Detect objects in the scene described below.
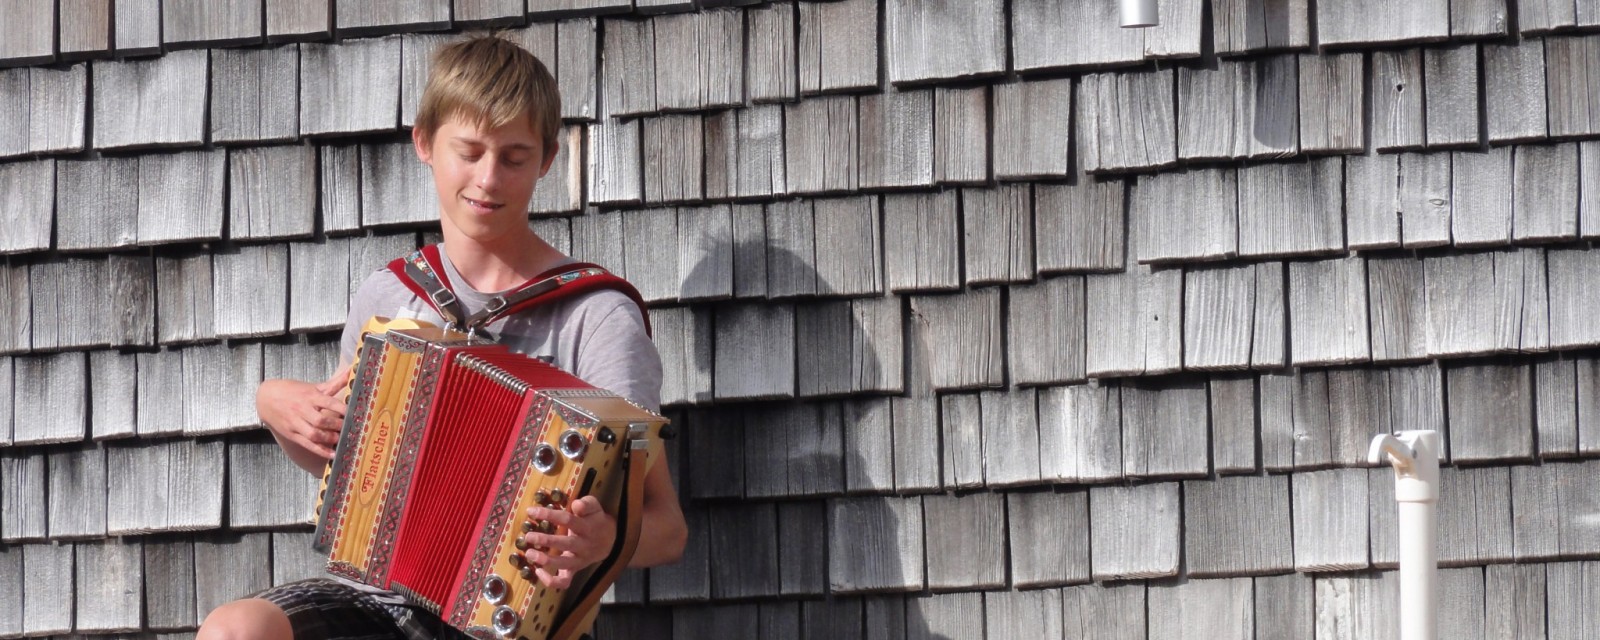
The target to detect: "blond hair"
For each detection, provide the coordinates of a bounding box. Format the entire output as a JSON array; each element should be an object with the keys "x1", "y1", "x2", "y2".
[{"x1": 413, "y1": 34, "x2": 561, "y2": 158}]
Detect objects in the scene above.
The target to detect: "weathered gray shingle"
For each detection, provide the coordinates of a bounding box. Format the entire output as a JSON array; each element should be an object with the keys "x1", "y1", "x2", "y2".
[
  {"x1": 910, "y1": 290, "x2": 1004, "y2": 390},
  {"x1": 1130, "y1": 167, "x2": 1237, "y2": 264},
  {"x1": 1078, "y1": 69, "x2": 1178, "y2": 173},
  {"x1": 113, "y1": 0, "x2": 162, "y2": 53},
  {"x1": 94, "y1": 50, "x2": 209, "y2": 150},
  {"x1": 924, "y1": 492, "x2": 1006, "y2": 589},
  {"x1": 842, "y1": 398, "x2": 894, "y2": 493},
  {"x1": 1423, "y1": 249, "x2": 1549, "y2": 357},
  {"x1": 1063, "y1": 582, "x2": 1146, "y2": 639},
  {"x1": 1237, "y1": 158, "x2": 1344, "y2": 257},
  {"x1": 785, "y1": 95, "x2": 859, "y2": 194},
  {"x1": 1288, "y1": 256, "x2": 1370, "y2": 366},
  {"x1": 798, "y1": 0, "x2": 878, "y2": 94},
  {"x1": 653, "y1": 9, "x2": 743, "y2": 112},
  {"x1": 300, "y1": 37, "x2": 402, "y2": 136},
  {"x1": 939, "y1": 393, "x2": 983, "y2": 489},
  {"x1": 1398, "y1": 152, "x2": 1454, "y2": 247},
  {"x1": 1547, "y1": 35, "x2": 1600, "y2": 139},
  {"x1": 89, "y1": 350, "x2": 137, "y2": 440},
  {"x1": 1013, "y1": 0, "x2": 1146, "y2": 71},
  {"x1": 1316, "y1": 0, "x2": 1448, "y2": 46},
  {"x1": 1484, "y1": 41, "x2": 1549, "y2": 143},
  {"x1": 47, "y1": 443, "x2": 107, "y2": 538},
  {"x1": 622, "y1": 207, "x2": 680, "y2": 303},
  {"x1": 885, "y1": 0, "x2": 1006, "y2": 85},
  {"x1": 934, "y1": 86, "x2": 989, "y2": 185},
  {"x1": 13, "y1": 357, "x2": 87, "y2": 446},
  {"x1": 1009, "y1": 276, "x2": 1087, "y2": 385},
  {"x1": 1208, "y1": 375, "x2": 1257, "y2": 474},
  {"x1": 600, "y1": 18, "x2": 656, "y2": 118},
  {"x1": 1370, "y1": 50, "x2": 1427, "y2": 152},
  {"x1": 1548, "y1": 248, "x2": 1600, "y2": 349},
  {"x1": 1122, "y1": 380, "x2": 1209, "y2": 478},
  {"x1": 228, "y1": 432, "x2": 317, "y2": 528},
  {"x1": 0, "y1": 159, "x2": 52, "y2": 254},
  {"x1": 1090, "y1": 483, "x2": 1180, "y2": 580},
  {"x1": 73, "y1": 539, "x2": 142, "y2": 633},
  {"x1": 183, "y1": 343, "x2": 265, "y2": 435},
  {"x1": 1007, "y1": 489, "x2": 1089, "y2": 588},
  {"x1": 212, "y1": 244, "x2": 288, "y2": 339},
  {"x1": 335, "y1": 0, "x2": 449, "y2": 35},
  {"x1": 163, "y1": 0, "x2": 262, "y2": 46},
  {"x1": 1292, "y1": 468, "x2": 1371, "y2": 571},
  {"x1": 993, "y1": 79, "x2": 1072, "y2": 180},
  {"x1": 530, "y1": 125, "x2": 585, "y2": 215},
  {"x1": 1451, "y1": 147, "x2": 1516, "y2": 246},
  {"x1": 1486, "y1": 564, "x2": 1546, "y2": 640},
  {"x1": 1424, "y1": 45, "x2": 1481, "y2": 149},
  {"x1": 1148, "y1": 578, "x2": 1254, "y2": 640},
  {"x1": 1, "y1": 453, "x2": 48, "y2": 540},
  {"x1": 705, "y1": 503, "x2": 779, "y2": 599},
  {"x1": 987, "y1": 588, "x2": 1065, "y2": 640},
  {"x1": 211, "y1": 46, "x2": 300, "y2": 144},
  {"x1": 156, "y1": 252, "x2": 215, "y2": 344},
  {"x1": 1143, "y1": 0, "x2": 1205, "y2": 58},
  {"x1": 859, "y1": 88, "x2": 934, "y2": 189},
  {"x1": 1299, "y1": 52, "x2": 1364, "y2": 154},
  {"x1": 288, "y1": 237, "x2": 351, "y2": 333},
  {"x1": 21, "y1": 543, "x2": 72, "y2": 635},
  {"x1": 714, "y1": 303, "x2": 794, "y2": 400},
  {"x1": 1185, "y1": 475, "x2": 1292, "y2": 577},
  {"x1": 137, "y1": 149, "x2": 227, "y2": 245},
  {"x1": 1255, "y1": 573, "x2": 1314, "y2": 640},
  {"x1": 962, "y1": 185, "x2": 1034, "y2": 285},
  {"x1": 676, "y1": 204, "x2": 733, "y2": 301},
  {"x1": 1435, "y1": 466, "x2": 1515, "y2": 565},
  {"x1": 764, "y1": 199, "x2": 817, "y2": 297},
  {"x1": 1367, "y1": 255, "x2": 1428, "y2": 362},
  {"x1": 643, "y1": 115, "x2": 705, "y2": 204},
  {"x1": 267, "y1": 0, "x2": 333, "y2": 40},
  {"x1": 1545, "y1": 562, "x2": 1600, "y2": 640},
  {"x1": 1344, "y1": 153, "x2": 1401, "y2": 249},
  {"x1": 318, "y1": 143, "x2": 363, "y2": 234},
  {"x1": 1314, "y1": 572, "x2": 1398, "y2": 640},
  {"x1": 1536, "y1": 358, "x2": 1580, "y2": 458},
  {"x1": 1514, "y1": 143, "x2": 1581, "y2": 241},
  {"x1": 747, "y1": 2, "x2": 796, "y2": 102},
  {"x1": 195, "y1": 534, "x2": 274, "y2": 623},
  {"x1": 1212, "y1": 0, "x2": 1312, "y2": 55},
  {"x1": 1035, "y1": 178, "x2": 1125, "y2": 273},
  {"x1": 0, "y1": 0, "x2": 56, "y2": 65},
  {"x1": 978, "y1": 389, "x2": 1041, "y2": 487},
  {"x1": 11, "y1": 64, "x2": 89, "y2": 156},
  {"x1": 1086, "y1": 232, "x2": 1183, "y2": 377},
  {"x1": 884, "y1": 191, "x2": 960, "y2": 292},
  {"x1": 588, "y1": 118, "x2": 643, "y2": 205},
  {"x1": 1184, "y1": 262, "x2": 1286, "y2": 370},
  {"x1": 107, "y1": 438, "x2": 225, "y2": 534},
  {"x1": 361, "y1": 140, "x2": 436, "y2": 226},
  {"x1": 829, "y1": 496, "x2": 924, "y2": 593},
  {"x1": 230, "y1": 145, "x2": 317, "y2": 240},
  {"x1": 1178, "y1": 57, "x2": 1299, "y2": 160},
  {"x1": 527, "y1": 0, "x2": 632, "y2": 17},
  {"x1": 1512, "y1": 461, "x2": 1600, "y2": 560},
  {"x1": 1446, "y1": 364, "x2": 1535, "y2": 463}
]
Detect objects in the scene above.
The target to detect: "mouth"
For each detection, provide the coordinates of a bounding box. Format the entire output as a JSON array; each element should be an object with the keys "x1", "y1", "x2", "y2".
[{"x1": 463, "y1": 195, "x2": 504, "y2": 213}]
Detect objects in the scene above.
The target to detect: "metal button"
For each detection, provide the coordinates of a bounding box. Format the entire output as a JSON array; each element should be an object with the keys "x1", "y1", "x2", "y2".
[
  {"x1": 481, "y1": 575, "x2": 509, "y2": 605},
  {"x1": 492, "y1": 606, "x2": 520, "y2": 637},
  {"x1": 532, "y1": 444, "x2": 558, "y2": 473}
]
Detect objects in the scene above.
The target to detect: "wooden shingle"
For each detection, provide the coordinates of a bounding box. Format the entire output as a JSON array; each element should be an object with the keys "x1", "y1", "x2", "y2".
[
  {"x1": 1177, "y1": 57, "x2": 1299, "y2": 160},
  {"x1": 289, "y1": 237, "x2": 352, "y2": 333},
  {"x1": 47, "y1": 444, "x2": 107, "y2": 539},
  {"x1": 195, "y1": 534, "x2": 274, "y2": 622},
  {"x1": 108, "y1": 438, "x2": 225, "y2": 533},
  {"x1": 1438, "y1": 568, "x2": 1488, "y2": 640},
  {"x1": 785, "y1": 95, "x2": 859, "y2": 194},
  {"x1": 747, "y1": 1, "x2": 796, "y2": 103},
  {"x1": 1078, "y1": 69, "x2": 1178, "y2": 173},
  {"x1": 1451, "y1": 148, "x2": 1515, "y2": 246},
  {"x1": 299, "y1": 37, "x2": 401, "y2": 136},
  {"x1": 670, "y1": 605, "x2": 756, "y2": 638},
  {"x1": 1184, "y1": 262, "x2": 1287, "y2": 370},
  {"x1": 1328, "y1": 368, "x2": 1396, "y2": 463},
  {"x1": 1546, "y1": 562, "x2": 1600, "y2": 640},
  {"x1": 1063, "y1": 583, "x2": 1146, "y2": 639},
  {"x1": 262, "y1": 337, "x2": 339, "y2": 383},
  {"x1": 213, "y1": 244, "x2": 288, "y2": 339},
  {"x1": 859, "y1": 88, "x2": 934, "y2": 189},
  {"x1": 979, "y1": 389, "x2": 1041, "y2": 487},
  {"x1": 713, "y1": 303, "x2": 794, "y2": 400},
  {"x1": 1185, "y1": 475, "x2": 1293, "y2": 577},
  {"x1": 643, "y1": 115, "x2": 705, "y2": 204},
  {"x1": 588, "y1": 118, "x2": 643, "y2": 205},
  {"x1": 987, "y1": 589, "x2": 1065, "y2": 640},
  {"x1": 731, "y1": 104, "x2": 787, "y2": 198},
  {"x1": 89, "y1": 350, "x2": 136, "y2": 440},
  {"x1": 552, "y1": 18, "x2": 598, "y2": 121},
  {"x1": 621, "y1": 207, "x2": 680, "y2": 303},
  {"x1": 135, "y1": 350, "x2": 184, "y2": 436},
  {"x1": 1299, "y1": 52, "x2": 1364, "y2": 154},
  {"x1": 113, "y1": 0, "x2": 162, "y2": 53},
  {"x1": 1288, "y1": 256, "x2": 1370, "y2": 366},
  {"x1": 1090, "y1": 482, "x2": 1180, "y2": 580},
  {"x1": 23, "y1": 64, "x2": 89, "y2": 155},
  {"x1": 0, "y1": 70, "x2": 24, "y2": 157},
  {"x1": 705, "y1": 503, "x2": 779, "y2": 599},
  {"x1": 0, "y1": 546, "x2": 21, "y2": 635},
  {"x1": 796, "y1": 303, "x2": 856, "y2": 397},
  {"x1": 1012, "y1": 0, "x2": 1143, "y2": 71},
  {"x1": 1130, "y1": 167, "x2": 1238, "y2": 263},
  {"x1": 0, "y1": 159, "x2": 52, "y2": 254},
  {"x1": 924, "y1": 492, "x2": 1006, "y2": 590},
  {"x1": 798, "y1": 0, "x2": 878, "y2": 94},
  {"x1": 93, "y1": 49, "x2": 208, "y2": 150},
  {"x1": 993, "y1": 79, "x2": 1072, "y2": 180},
  {"x1": 1536, "y1": 358, "x2": 1580, "y2": 457},
  {"x1": 163, "y1": 0, "x2": 263, "y2": 46},
  {"x1": 676, "y1": 204, "x2": 733, "y2": 301},
  {"x1": 1086, "y1": 236, "x2": 1183, "y2": 377},
  {"x1": 849, "y1": 296, "x2": 902, "y2": 393},
  {"x1": 842, "y1": 398, "x2": 894, "y2": 493},
  {"x1": 1483, "y1": 41, "x2": 1549, "y2": 144},
  {"x1": 398, "y1": 32, "x2": 457, "y2": 128},
  {"x1": 155, "y1": 252, "x2": 215, "y2": 344},
  {"x1": 764, "y1": 199, "x2": 817, "y2": 297},
  {"x1": 1485, "y1": 564, "x2": 1546, "y2": 640},
  {"x1": 529, "y1": 126, "x2": 585, "y2": 215},
  {"x1": 962, "y1": 185, "x2": 1034, "y2": 285},
  {"x1": 1314, "y1": 572, "x2": 1399, "y2": 640},
  {"x1": 1237, "y1": 158, "x2": 1344, "y2": 257},
  {"x1": 910, "y1": 290, "x2": 1004, "y2": 390},
  {"x1": 228, "y1": 431, "x2": 317, "y2": 528},
  {"x1": 73, "y1": 539, "x2": 142, "y2": 632},
  {"x1": 884, "y1": 191, "x2": 960, "y2": 292},
  {"x1": 1212, "y1": 0, "x2": 1312, "y2": 55},
  {"x1": 600, "y1": 18, "x2": 656, "y2": 118},
  {"x1": 1255, "y1": 573, "x2": 1314, "y2": 640},
  {"x1": 1007, "y1": 489, "x2": 1090, "y2": 588},
  {"x1": 1549, "y1": 248, "x2": 1600, "y2": 349},
  {"x1": 1398, "y1": 151, "x2": 1454, "y2": 247},
  {"x1": 1259, "y1": 371, "x2": 1325, "y2": 470},
  {"x1": 0, "y1": 265, "x2": 23, "y2": 350},
  {"x1": 317, "y1": 144, "x2": 362, "y2": 234},
  {"x1": 211, "y1": 46, "x2": 299, "y2": 144},
  {"x1": 360, "y1": 140, "x2": 436, "y2": 227},
  {"x1": 1436, "y1": 466, "x2": 1515, "y2": 565},
  {"x1": 1547, "y1": 35, "x2": 1600, "y2": 139},
  {"x1": 1512, "y1": 461, "x2": 1600, "y2": 560},
  {"x1": 137, "y1": 149, "x2": 227, "y2": 245},
  {"x1": 938, "y1": 393, "x2": 983, "y2": 489},
  {"x1": 1210, "y1": 375, "x2": 1258, "y2": 474},
  {"x1": 1148, "y1": 578, "x2": 1254, "y2": 640},
  {"x1": 1035, "y1": 179, "x2": 1125, "y2": 273},
  {"x1": 40, "y1": 4, "x2": 100, "y2": 61},
  {"x1": 1446, "y1": 364, "x2": 1534, "y2": 463},
  {"x1": 183, "y1": 343, "x2": 265, "y2": 435},
  {"x1": 21, "y1": 543, "x2": 72, "y2": 635},
  {"x1": 1520, "y1": 0, "x2": 1582, "y2": 33},
  {"x1": 12, "y1": 352, "x2": 87, "y2": 445},
  {"x1": 1344, "y1": 154, "x2": 1401, "y2": 249},
  {"x1": 570, "y1": 210, "x2": 624, "y2": 273},
  {"x1": 229, "y1": 145, "x2": 316, "y2": 240},
  {"x1": 454, "y1": 0, "x2": 524, "y2": 24},
  {"x1": 1513, "y1": 143, "x2": 1581, "y2": 241},
  {"x1": 778, "y1": 501, "x2": 827, "y2": 596},
  {"x1": 1370, "y1": 50, "x2": 1427, "y2": 152},
  {"x1": 266, "y1": 0, "x2": 333, "y2": 40},
  {"x1": 1367, "y1": 255, "x2": 1428, "y2": 362},
  {"x1": 1292, "y1": 468, "x2": 1371, "y2": 571},
  {"x1": 933, "y1": 85, "x2": 989, "y2": 185},
  {"x1": 0, "y1": 0, "x2": 56, "y2": 65},
  {"x1": 527, "y1": 0, "x2": 632, "y2": 17},
  {"x1": 28, "y1": 258, "x2": 92, "y2": 349},
  {"x1": 891, "y1": 358, "x2": 941, "y2": 493},
  {"x1": 1009, "y1": 276, "x2": 1087, "y2": 385},
  {"x1": 829, "y1": 496, "x2": 924, "y2": 593},
  {"x1": 1452, "y1": 0, "x2": 1511, "y2": 35},
  {"x1": 1317, "y1": 0, "x2": 1448, "y2": 46},
  {"x1": 335, "y1": 0, "x2": 449, "y2": 35},
  {"x1": 1423, "y1": 249, "x2": 1549, "y2": 357},
  {"x1": 1122, "y1": 379, "x2": 1209, "y2": 478},
  {"x1": 1142, "y1": 0, "x2": 1205, "y2": 58},
  {"x1": 652, "y1": 9, "x2": 743, "y2": 112},
  {"x1": 727, "y1": 203, "x2": 766, "y2": 298},
  {"x1": 1, "y1": 453, "x2": 48, "y2": 540},
  {"x1": 1423, "y1": 45, "x2": 1481, "y2": 149},
  {"x1": 884, "y1": 0, "x2": 1006, "y2": 85}
]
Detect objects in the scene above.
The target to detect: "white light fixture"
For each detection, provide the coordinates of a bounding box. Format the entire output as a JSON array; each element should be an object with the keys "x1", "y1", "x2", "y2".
[{"x1": 1121, "y1": 0, "x2": 1159, "y2": 28}]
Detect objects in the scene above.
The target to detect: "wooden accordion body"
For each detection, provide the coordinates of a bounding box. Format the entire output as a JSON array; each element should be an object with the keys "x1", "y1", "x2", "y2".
[{"x1": 313, "y1": 319, "x2": 668, "y2": 640}]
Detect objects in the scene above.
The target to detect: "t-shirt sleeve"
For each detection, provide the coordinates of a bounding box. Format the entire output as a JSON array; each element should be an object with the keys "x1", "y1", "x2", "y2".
[
  {"x1": 340, "y1": 269, "x2": 404, "y2": 367},
  {"x1": 572, "y1": 294, "x2": 663, "y2": 413}
]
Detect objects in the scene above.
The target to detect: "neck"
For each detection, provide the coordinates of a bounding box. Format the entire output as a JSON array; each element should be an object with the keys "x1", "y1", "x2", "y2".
[{"x1": 438, "y1": 224, "x2": 563, "y2": 292}]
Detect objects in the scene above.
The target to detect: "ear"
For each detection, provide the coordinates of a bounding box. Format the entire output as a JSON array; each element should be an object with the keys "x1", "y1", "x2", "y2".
[
  {"x1": 536, "y1": 139, "x2": 559, "y2": 179},
  {"x1": 412, "y1": 126, "x2": 433, "y2": 164}
]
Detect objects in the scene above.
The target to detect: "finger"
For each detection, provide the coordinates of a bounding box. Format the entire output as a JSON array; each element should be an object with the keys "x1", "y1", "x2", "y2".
[
  {"x1": 524, "y1": 532, "x2": 582, "y2": 554},
  {"x1": 568, "y1": 496, "x2": 604, "y2": 518},
  {"x1": 536, "y1": 553, "x2": 589, "y2": 576},
  {"x1": 534, "y1": 566, "x2": 572, "y2": 590},
  {"x1": 311, "y1": 393, "x2": 347, "y2": 416},
  {"x1": 290, "y1": 432, "x2": 335, "y2": 460},
  {"x1": 315, "y1": 409, "x2": 344, "y2": 434},
  {"x1": 527, "y1": 506, "x2": 574, "y2": 529}
]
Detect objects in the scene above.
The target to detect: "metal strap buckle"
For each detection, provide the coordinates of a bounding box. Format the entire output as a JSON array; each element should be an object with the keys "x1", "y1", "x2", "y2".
[{"x1": 429, "y1": 288, "x2": 457, "y2": 309}]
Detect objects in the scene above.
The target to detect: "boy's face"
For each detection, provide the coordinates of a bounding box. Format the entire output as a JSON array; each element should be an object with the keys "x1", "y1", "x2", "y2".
[{"x1": 414, "y1": 114, "x2": 556, "y2": 244}]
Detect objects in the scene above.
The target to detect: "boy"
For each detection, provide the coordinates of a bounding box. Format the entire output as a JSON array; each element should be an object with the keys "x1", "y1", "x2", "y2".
[{"x1": 198, "y1": 35, "x2": 687, "y2": 640}]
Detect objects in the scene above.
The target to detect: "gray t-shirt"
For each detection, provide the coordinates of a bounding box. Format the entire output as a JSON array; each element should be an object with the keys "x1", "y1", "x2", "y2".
[{"x1": 339, "y1": 252, "x2": 663, "y2": 412}]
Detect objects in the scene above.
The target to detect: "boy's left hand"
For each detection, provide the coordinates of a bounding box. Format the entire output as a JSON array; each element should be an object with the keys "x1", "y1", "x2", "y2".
[{"x1": 521, "y1": 496, "x2": 617, "y2": 589}]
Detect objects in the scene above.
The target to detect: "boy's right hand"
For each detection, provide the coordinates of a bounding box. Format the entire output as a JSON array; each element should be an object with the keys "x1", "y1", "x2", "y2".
[{"x1": 257, "y1": 379, "x2": 345, "y2": 462}]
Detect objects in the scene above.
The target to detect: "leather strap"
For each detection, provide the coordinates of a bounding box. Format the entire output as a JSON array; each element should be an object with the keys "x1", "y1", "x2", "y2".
[{"x1": 547, "y1": 440, "x2": 649, "y2": 640}]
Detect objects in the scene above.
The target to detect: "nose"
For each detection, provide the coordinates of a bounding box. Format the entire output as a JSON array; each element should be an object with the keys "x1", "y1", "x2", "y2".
[{"x1": 475, "y1": 157, "x2": 504, "y2": 192}]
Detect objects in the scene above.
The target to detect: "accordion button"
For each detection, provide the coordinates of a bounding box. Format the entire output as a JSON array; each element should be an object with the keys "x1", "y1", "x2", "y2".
[
  {"x1": 521, "y1": 520, "x2": 535, "y2": 533},
  {"x1": 492, "y1": 606, "x2": 520, "y2": 636},
  {"x1": 519, "y1": 566, "x2": 534, "y2": 580},
  {"x1": 537, "y1": 520, "x2": 554, "y2": 534},
  {"x1": 550, "y1": 490, "x2": 566, "y2": 504},
  {"x1": 534, "y1": 489, "x2": 550, "y2": 505},
  {"x1": 514, "y1": 537, "x2": 529, "y2": 551},
  {"x1": 510, "y1": 553, "x2": 526, "y2": 568},
  {"x1": 482, "y1": 575, "x2": 509, "y2": 605}
]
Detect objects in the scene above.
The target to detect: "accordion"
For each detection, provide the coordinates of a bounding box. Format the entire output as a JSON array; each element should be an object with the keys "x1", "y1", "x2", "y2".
[{"x1": 313, "y1": 318, "x2": 669, "y2": 640}]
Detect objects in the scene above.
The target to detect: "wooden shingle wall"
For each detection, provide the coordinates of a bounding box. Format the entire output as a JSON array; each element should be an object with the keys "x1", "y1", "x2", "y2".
[{"x1": 2, "y1": 1, "x2": 1599, "y2": 638}]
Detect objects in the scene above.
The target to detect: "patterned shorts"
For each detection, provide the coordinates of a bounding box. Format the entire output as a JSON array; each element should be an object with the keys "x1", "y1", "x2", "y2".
[{"x1": 257, "y1": 578, "x2": 470, "y2": 640}]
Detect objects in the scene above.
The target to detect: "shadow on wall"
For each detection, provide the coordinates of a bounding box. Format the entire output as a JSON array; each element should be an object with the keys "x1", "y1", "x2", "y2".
[{"x1": 596, "y1": 236, "x2": 952, "y2": 639}]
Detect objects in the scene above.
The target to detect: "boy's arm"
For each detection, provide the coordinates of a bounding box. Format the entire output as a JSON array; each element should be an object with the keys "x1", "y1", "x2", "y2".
[
  {"x1": 627, "y1": 449, "x2": 688, "y2": 567},
  {"x1": 257, "y1": 363, "x2": 350, "y2": 475}
]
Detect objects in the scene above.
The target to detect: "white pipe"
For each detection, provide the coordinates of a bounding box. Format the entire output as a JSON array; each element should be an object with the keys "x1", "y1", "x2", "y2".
[
  {"x1": 1368, "y1": 431, "x2": 1441, "y2": 640},
  {"x1": 1121, "y1": 0, "x2": 1159, "y2": 28}
]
